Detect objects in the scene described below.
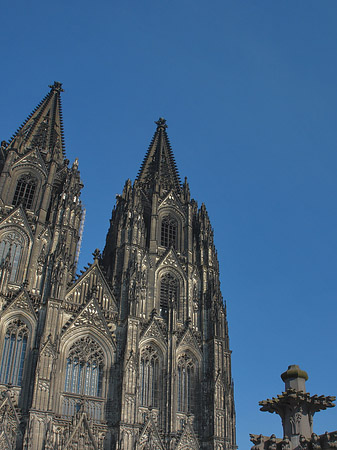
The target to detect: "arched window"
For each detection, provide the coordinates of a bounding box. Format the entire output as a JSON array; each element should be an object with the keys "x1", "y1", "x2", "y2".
[
  {"x1": 64, "y1": 337, "x2": 104, "y2": 397},
  {"x1": 160, "y1": 273, "x2": 178, "y2": 320},
  {"x1": 140, "y1": 345, "x2": 159, "y2": 407},
  {"x1": 12, "y1": 175, "x2": 37, "y2": 209},
  {"x1": 0, "y1": 232, "x2": 24, "y2": 283},
  {"x1": 0, "y1": 319, "x2": 28, "y2": 386},
  {"x1": 177, "y1": 353, "x2": 195, "y2": 412},
  {"x1": 161, "y1": 215, "x2": 178, "y2": 248}
]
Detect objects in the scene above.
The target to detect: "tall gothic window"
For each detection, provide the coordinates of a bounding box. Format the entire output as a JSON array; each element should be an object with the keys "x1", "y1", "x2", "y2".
[
  {"x1": 12, "y1": 175, "x2": 37, "y2": 209},
  {"x1": 64, "y1": 337, "x2": 104, "y2": 397},
  {"x1": 140, "y1": 345, "x2": 159, "y2": 407},
  {"x1": 177, "y1": 353, "x2": 195, "y2": 412},
  {"x1": 0, "y1": 319, "x2": 28, "y2": 386},
  {"x1": 161, "y1": 215, "x2": 177, "y2": 248},
  {"x1": 0, "y1": 232, "x2": 24, "y2": 283},
  {"x1": 160, "y1": 273, "x2": 178, "y2": 320}
]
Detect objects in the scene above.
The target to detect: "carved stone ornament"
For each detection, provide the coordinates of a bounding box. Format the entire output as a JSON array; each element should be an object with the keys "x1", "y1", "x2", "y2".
[
  {"x1": 138, "y1": 418, "x2": 164, "y2": 450},
  {"x1": 38, "y1": 380, "x2": 50, "y2": 392},
  {"x1": 141, "y1": 318, "x2": 167, "y2": 344},
  {"x1": 65, "y1": 298, "x2": 113, "y2": 342},
  {"x1": 298, "y1": 435, "x2": 309, "y2": 450},
  {"x1": 175, "y1": 421, "x2": 199, "y2": 450},
  {"x1": 0, "y1": 389, "x2": 22, "y2": 450},
  {"x1": 290, "y1": 410, "x2": 302, "y2": 435},
  {"x1": 281, "y1": 436, "x2": 291, "y2": 450},
  {"x1": 157, "y1": 248, "x2": 182, "y2": 270},
  {"x1": 2, "y1": 209, "x2": 28, "y2": 230},
  {"x1": 324, "y1": 432, "x2": 337, "y2": 448},
  {"x1": 61, "y1": 411, "x2": 101, "y2": 450},
  {"x1": 267, "y1": 434, "x2": 277, "y2": 450},
  {"x1": 311, "y1": 433, "x2": 322, "y2": 450},
  {"x1": 12, "y1": 149, "x2": 47, "y2": 175},
  {"x1": 6, "y1": 291, "x2": 37, "y2": 319},
  {"x1": 177, "y1": 327, "x2": 202, "y2": 354},
  {"x1": 159, "y1": 190, "x2": 183, "y2": 209},
  {"x1": 250, "y1": 434, "x2": 265, "y2": 450}
]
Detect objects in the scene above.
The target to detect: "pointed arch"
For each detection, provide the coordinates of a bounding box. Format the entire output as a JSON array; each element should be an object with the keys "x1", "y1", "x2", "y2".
[
  {"x1": 156, "y1": 265, "x2": 187, "y2": 322},
  {"x1": 0, "y1": 318, "x2": 29, "y2": 386},
  {"x1": 160, "y1": 215, "x2": 178, "y2": 249},
  {"x1": 5, "y1": 159, "x2": 46, "y2": 213},
  {"x1": 158, "y1": 205, "x2": 185, "y2": 253},
  {"x1": 177, "y1": 353, "x2": 195, "y2": 413},
  {"x1": 60, "y1": 326, "x2": 115, "y2": 370},
  {"x1": 139, "y1": 344, "x2": 161, "y2": 408},
  {"x1": 12, "y1": 174, "x2": 37, "y2": 210},
  {"x1": 58, "y1": 328, "x2": 114, "y2": 422},
  {"x1": 61, "y1": 336, "x2": 105, "y2": 422},
  {"x1": 0, "y1": 231, "x2": 24, "y2": 283},
  {"x1": 176, "y1": 349, "x2": 200, "y2": 415},
  {"x1": 0, "y1": 221, "x2": 31, "y2": 285},
  {"x1": 159, "y1": 272, "x2": 179, "y2": 320},
  {"x1": 64, "y1": 336, "x2": 104, "y2": 397}
]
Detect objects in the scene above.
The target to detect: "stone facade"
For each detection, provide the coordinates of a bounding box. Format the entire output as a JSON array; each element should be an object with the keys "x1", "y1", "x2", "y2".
[
  {"x1": 0, "y1": 83, "x2": 236, "y2": 449},
  {"x1": 250, "y1": 365, "x2": 336, "y2": 450}
]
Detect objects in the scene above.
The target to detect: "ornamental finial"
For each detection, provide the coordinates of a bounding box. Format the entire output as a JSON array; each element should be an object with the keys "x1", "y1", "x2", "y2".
[
  {"x1": 49, "y1": 81, "x2": 64, "y2": 92},
  {"x1": 155, "y1": 117, "x2": 167, "y2": 130},
  {"x1": 92, "y1": 248, "x2": 101, "y2": 262}
]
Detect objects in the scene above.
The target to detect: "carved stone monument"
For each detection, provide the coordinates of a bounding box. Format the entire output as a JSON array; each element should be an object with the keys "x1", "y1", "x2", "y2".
[{"x1": 250, "y1": 365, "x2": 336, "y2": 450}]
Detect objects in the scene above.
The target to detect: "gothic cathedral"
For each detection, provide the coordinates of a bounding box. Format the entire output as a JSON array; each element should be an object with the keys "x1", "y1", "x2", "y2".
[{"x1": 0, "y1": 83, "x2": 236, "y2": 450}]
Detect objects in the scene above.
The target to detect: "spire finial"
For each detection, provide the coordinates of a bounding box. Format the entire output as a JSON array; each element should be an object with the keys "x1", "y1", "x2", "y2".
[
  {"x1": 92, "y1": 248, "x2": 101, "y2": 262},
  {"x1": 155, "y1": 117, "x2": 167, "y2": 130},
  {"x1": 48, "y1": 81, "x2": 64, "y2": 92}
]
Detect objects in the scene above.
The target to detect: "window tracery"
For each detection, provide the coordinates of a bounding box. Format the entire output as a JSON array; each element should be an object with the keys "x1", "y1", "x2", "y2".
[
  {"x1": 177, "y1": 353, "x2": 195, "y2": 412},
  {"x1": 160, "y1": 273, "x2": 178, "y2": 320},
  {"x1": 0, "y1": 232, "x2": 24, "y2": 283},
  {"x1": 0, "y1": 319, "x2": 28, "y2": 386},
  {"x1": 140, "y1": 345, "x2": 159, "y2": 407},
  {"x1": 12, "y1": 175, "x2": 37, "y2": 210},
  {"x1": 161, "y1": 215, "x2": 177, "y2": 248},
  {"x1": 64, "y1": 337, "x2": 104, "y2": 397}
]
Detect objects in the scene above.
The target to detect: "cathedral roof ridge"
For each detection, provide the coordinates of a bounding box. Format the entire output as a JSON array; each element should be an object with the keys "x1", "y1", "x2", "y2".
[
  {"x1": 69, "y1": 259, "x2": 117, "y2": 305},
  {"x1": 6, "y1": 81, "x2": 66, "y2": 164}
]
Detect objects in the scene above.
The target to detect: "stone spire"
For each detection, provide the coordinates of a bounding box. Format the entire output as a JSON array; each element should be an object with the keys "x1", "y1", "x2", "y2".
[
  {"x1": 251, "y1": 365, "x2": 336, "y2": 450},
  {"x1": 137, "y1": 118, "x2": 181, "y2": 194},
  {"x1": 6, "y1": 82, "x2": 66, "y2": 164}
]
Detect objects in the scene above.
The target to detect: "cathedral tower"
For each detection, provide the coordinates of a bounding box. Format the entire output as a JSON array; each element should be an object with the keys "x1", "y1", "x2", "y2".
[{"x1": 0, "y1": 86, "x2": 236, "y2": 450}]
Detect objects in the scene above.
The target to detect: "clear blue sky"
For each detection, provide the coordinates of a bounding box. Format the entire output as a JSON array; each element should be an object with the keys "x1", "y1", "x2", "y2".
[{"x1": 1, "y1": 1, "x2": 337, "y2": 448}]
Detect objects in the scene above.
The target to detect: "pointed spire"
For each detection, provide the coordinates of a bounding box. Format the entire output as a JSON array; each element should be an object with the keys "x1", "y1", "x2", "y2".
[
  {"x1": 6, "y1": 81, "x2": 66, "y2": 164},
  {"x1": 137, "y1": 118, "x2": 181, "y2": 193}
]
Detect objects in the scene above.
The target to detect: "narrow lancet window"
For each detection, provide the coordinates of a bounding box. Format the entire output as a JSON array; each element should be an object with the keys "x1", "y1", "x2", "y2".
[
  {"x1": 0, "y1": 232, "x2": 24, "y2": 283},
  {"x1": 161, "y1": 215, "x2": 177, "y2": 248},
  {"x1": 140, "y1": 345, "x2": 159, "y2": 407},
  {"x1": 160, "y1": 273, "x2": 178, "y2": 320},
  {"x1": 12, "y1": 175, "x2": 37, "y2": 209},
  {"x1": 177, "y1": 353, "x2": 195, "y2": 412},
  {"x1": 64, "y1": 337, "x2": 104, "y2": 397},
  {"x1": 0, "y1": 319, "x2": 28, "y2": 386}
]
